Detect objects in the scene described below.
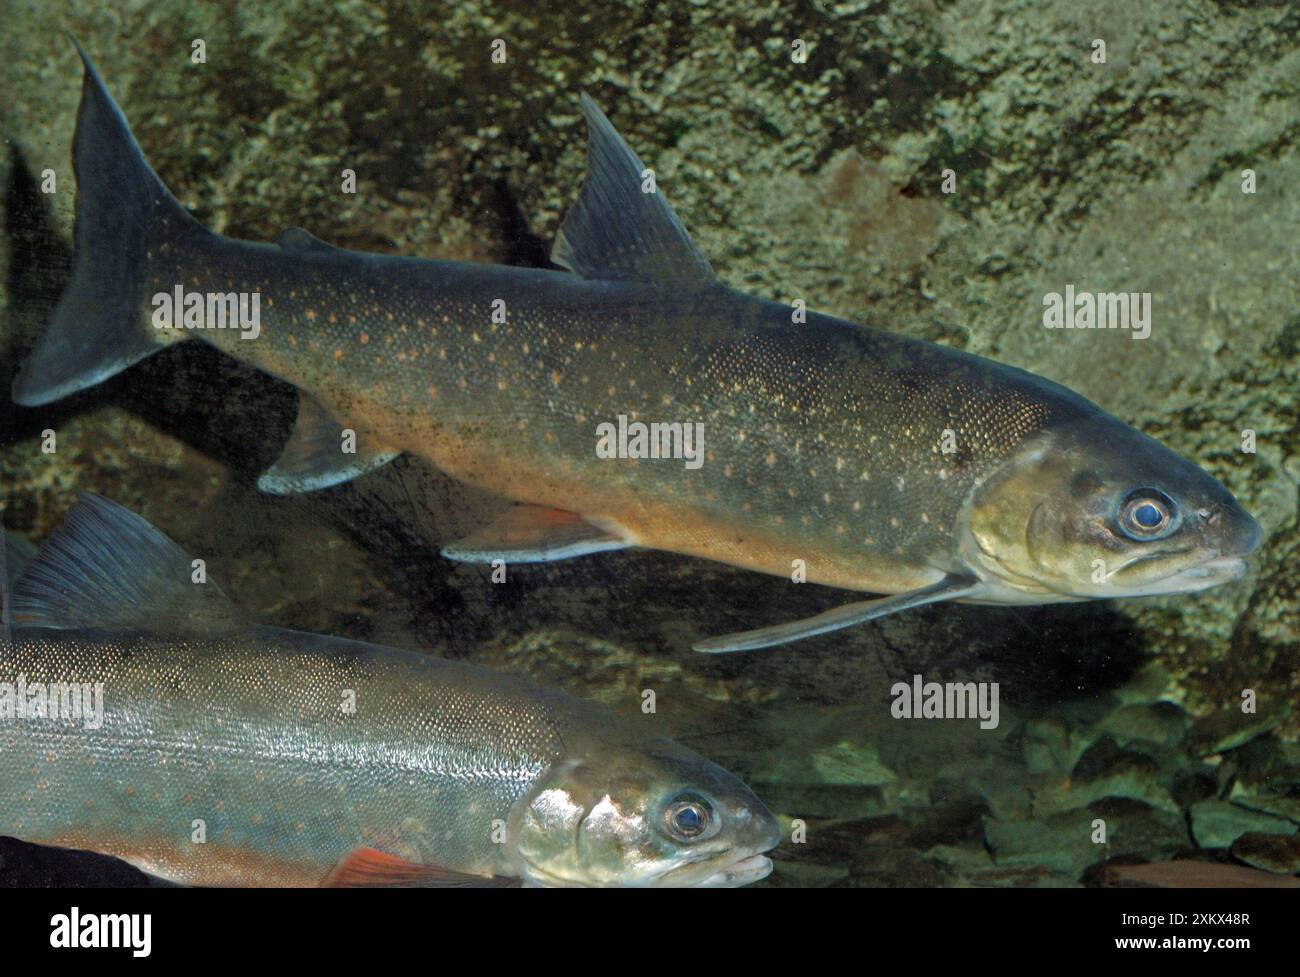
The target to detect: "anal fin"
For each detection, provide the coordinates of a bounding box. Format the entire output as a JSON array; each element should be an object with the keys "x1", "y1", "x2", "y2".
[
  {"x1": 441, "y1": 505, "x2": 632, "y2": 564},
  {"x1": 694, "y1": 574, "x2": 977, "y2": 654},
  {"x1": 258, "y1": 392, "x2": 399, "y2": 494},
  {"x1": 323, "y1": 847, "x2": 521, "y2": 888}
]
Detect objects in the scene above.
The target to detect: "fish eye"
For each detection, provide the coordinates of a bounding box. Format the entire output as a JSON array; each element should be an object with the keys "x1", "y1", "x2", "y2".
[
  {"x1": 1118, "y1": 489, "x2": 1177, "y2": 540},
  {"x1": 664, "y1": 794, "x2": 715, "y2": 842}
]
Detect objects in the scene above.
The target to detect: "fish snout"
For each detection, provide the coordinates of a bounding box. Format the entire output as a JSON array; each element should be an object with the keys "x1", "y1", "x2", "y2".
[
  {"x1": 1200, "y1": 499, "x2": 1262, "y2": 559},
  {"x1": 694, "y1": 803, "x2": 780, "y2": 887},
  {"x1": 737, "y1": 802, "x2": 783, "y2": 857}
]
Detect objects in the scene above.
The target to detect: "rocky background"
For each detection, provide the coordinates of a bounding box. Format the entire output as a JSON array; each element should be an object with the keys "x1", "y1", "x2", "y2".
[{"x1": 1, "y1": 0, "x2": 1296, "y2": 887}]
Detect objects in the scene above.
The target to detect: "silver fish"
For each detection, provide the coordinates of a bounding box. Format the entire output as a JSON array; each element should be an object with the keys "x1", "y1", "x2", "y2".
[{"x1": 0, "y1": 495, "x2": 779, "y2": 887}]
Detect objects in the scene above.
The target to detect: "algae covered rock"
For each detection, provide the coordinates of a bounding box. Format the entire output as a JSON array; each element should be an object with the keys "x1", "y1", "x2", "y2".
[
  {"x1": 1189, "y1": 800, "x2": 1296, "y2": 850},
  {"x1": 1230, "y1": 832, "x2": 1300, "y2": 876}
]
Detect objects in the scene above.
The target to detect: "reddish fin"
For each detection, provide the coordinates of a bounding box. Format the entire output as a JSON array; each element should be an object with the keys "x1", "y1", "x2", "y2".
[{"x1": 323, "y1": 847, "x2": 521, "y2": 888}]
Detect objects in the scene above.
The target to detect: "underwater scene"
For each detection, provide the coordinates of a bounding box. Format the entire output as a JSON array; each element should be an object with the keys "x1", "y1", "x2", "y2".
[{"x1": 0, "y1": 0, "x2": 1297, "y2": 893}]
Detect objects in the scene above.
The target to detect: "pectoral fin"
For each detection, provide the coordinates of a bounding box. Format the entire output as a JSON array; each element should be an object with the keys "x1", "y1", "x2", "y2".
[
  {"x1": 693, "y1": 574, "x2": 978, "y2": 654},
  {"x1": 258, "y1": 392, "x2": 400, "y2": 494},
  {"x1": 441, "y1": 505, "x2": 632, "y2": 563},
  {"x1": 2, "y1": 531, "x2": 38, "y2": 635},
  {"x1": 324, "y1": 847, "x2": 521, "y2": 888}
]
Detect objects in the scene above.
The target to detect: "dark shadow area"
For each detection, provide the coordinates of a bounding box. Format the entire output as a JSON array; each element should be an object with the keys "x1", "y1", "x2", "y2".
[
  {"x1": 1, "y1": 146, "x2": 72, "y2": 447},
  {"x1": 490, "y1": 176, "x2": 556, "y2": 269},
  {"x1": 0, "y1": 836, "x2": 167, "y2": 888}
]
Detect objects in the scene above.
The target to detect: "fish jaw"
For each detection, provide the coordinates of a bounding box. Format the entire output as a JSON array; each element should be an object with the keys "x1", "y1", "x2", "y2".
[
  {"x1": 515, "y1": 844, "x2": 776, "y2": 889},
  {"x1": 1106, "y1": 553, "x2": 1251, "y2": 597},
  {"x1": 649, "y1": 849, "x2": 776, "y2": 888},
  {"x1": 692, "y1": 853, "x2": 774, "y2": 888}
]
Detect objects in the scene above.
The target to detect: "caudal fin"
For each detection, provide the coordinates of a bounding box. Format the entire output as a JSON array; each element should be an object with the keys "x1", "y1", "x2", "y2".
[{"x1": 12, "y1": 40, "x2": 204, "y2": 406}]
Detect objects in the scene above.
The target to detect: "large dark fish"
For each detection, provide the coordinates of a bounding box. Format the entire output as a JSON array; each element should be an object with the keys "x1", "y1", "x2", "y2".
[
  {"x1": 13, "y1": 44, "x2": 1261, "y2": 652},
  {"x1": 0, "y1": 496, "x2": 779, "y2": 887}
]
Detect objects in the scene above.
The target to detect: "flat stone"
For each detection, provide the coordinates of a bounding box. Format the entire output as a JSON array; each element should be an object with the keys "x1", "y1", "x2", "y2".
[
  {"x1": 1187, "y1": 706, "x2": 1291, "y2": 757},
  {"x1": 982, "y1": 805, "x2": 1184, "y2": 879},
  {"x1": 1229, "y1": 792, "x2": 1300, "y2": 824},
  {"x1": 1099, "y1": 702, "x2": 1190, "y2": 749},
  {"x1": 810, "y1": 741, "x2": 897, "y2": 787},
  {"x1": 1190, "y1": 800, "x2": 1297, "y2": 849},
  {"x1": 1105, "y1": 860, "x2": 1300, "y2": 889},
  {"x1": 1230, "y1": 832, "x2": 1300, "y2": 875},
  {"x1": 1032, "y1": 767, "x2": 1180, "y2": 818},
  {"x1": 924, "y1": 844, "x2": 995, "y2": 873}
]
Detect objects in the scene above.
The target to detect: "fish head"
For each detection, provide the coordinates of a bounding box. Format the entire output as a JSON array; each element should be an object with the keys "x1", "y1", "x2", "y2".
[
  {"x1": 509, "y1": 737, "x2": 780, "y2": 888},
  {"x1": 962, "y1": 419, "x2": 1260, "y2": 602}
]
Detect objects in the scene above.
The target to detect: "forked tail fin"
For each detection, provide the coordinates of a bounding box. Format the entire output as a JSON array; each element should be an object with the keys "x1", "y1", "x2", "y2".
[{"x1": 12, "y1": 40, "x2": 205, "y2": 406}]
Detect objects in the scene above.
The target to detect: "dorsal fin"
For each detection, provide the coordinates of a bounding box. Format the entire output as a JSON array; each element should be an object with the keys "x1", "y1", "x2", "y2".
[
  {"x1": 551, "y1": 93, "x2": 715, "y2": 286},
  {"x1": 3, "y1": 531, "x2": 37, "y2": 591},
  {"x1": 277, "y1": 227, "x2": 338, "y2": 252},
  {"x1": 2, "y1": 531, "x2": 38, "y2": 636},
  {"x1": 10, "y1": 493, "x2": 243, "y2": 636}
]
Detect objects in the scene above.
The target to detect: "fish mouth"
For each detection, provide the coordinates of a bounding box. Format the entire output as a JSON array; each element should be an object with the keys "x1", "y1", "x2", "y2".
[
  {"x1": 645, "y1": 840, "x2": 777, "y2": 888},
  {"x1": 1163, "y1": 555, "x2": 1249, "y2": 588},
  {"x1": 689, "y1": 853, "x2": 773, "y2": 888},
  {"x1": 519, "y1": 850, "x2": 774, "y2": 888},
  {"x1": 1112, "y1": 553, "x2": 1248, "y2": 596},
  {"x1": 656, "y1": 851, "x2": 773, "y2": 888}
]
